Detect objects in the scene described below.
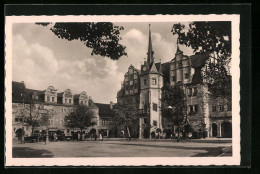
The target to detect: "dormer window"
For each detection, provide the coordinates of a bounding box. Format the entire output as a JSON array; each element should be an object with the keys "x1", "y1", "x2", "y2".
[
  {"x1": 47, "y1": 96, "x2": 50, "y2": 101},
  {"x1": 69, "y1": 99, "x2": 71, "y2": 103},
  {"x1": 152, "y1": 78, "x2": 157, "y2": 85},
  {"x1": 81, "y1": 101, "x2": 84, "y2": 105},
  {"x1": 52, "y1": 97, "x2": 55, "y2": 102},
  {"x1": 65, "y1": 98, "x2": 67, "y2": 103}
]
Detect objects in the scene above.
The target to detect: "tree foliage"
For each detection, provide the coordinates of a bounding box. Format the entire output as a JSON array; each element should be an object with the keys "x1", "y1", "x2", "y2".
[
  {"x1": 113, "y1": 100, "x2": 139, "y2": 125},
  {"x1": 161, "y1": 84, "x2": 187, "y2": 123},
  {"x1": 36, "y1": 22, "x2": 127, "y2": 60},
  {"x1": 17, "y1": 103, "x2": 55, "y2": 133},
  {"x1": 63, "y1": 105, "x2": 96, "y2": 132},
  {"x1": 172, "y1": 22, "x2": 232, "y2": 98}
]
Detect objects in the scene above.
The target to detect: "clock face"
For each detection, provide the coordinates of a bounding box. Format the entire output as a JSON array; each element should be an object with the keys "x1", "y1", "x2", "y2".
[{"x1": 143, "y1": 67, "x2": 147, "y2": 71}]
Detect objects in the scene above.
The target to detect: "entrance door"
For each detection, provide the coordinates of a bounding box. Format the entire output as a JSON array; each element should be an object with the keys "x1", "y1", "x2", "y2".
[
  {"x1": 212, "y1": 123, "x2": 218, "y2": 137},
  {"x1": 221, "y1": 122, "x2": 232, "y2": 138}
]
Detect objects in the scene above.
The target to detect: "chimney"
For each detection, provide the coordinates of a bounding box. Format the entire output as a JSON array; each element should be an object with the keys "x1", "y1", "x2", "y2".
[{"x1": 110, "y1": 101, "x2": 114, "y2": 110}]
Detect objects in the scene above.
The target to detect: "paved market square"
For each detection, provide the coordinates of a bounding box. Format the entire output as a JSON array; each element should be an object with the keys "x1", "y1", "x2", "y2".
[{"x1": 12, "y1": 139, "x2": 232, "y2": 158}]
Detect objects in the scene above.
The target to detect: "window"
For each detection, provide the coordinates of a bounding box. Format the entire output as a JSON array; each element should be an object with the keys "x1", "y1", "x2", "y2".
[
  {"x1": 134, "y1": 83, "x2": 138, "y2": 89},
  {"x1": 178, "y1": 62, "x2": 182, "y2": 68},
  {"x1": 129, "y1": 69, "x2": 133, "y2": 74},
  {"x1": 185, "y1": 73, "x2": 189, "y2": 79},
  {"x1": 153, "y1": 120, "x2": 157, "y2": 127},
  {"x1": 52, "y1": 97, "x2": 55, "y2": 102},
  {"x1": 152, "y1": 78, "x2": 157, "y2": 85},
  {"x1": 134, "y1": 74, "x2": 138, "y2": 79},
  {"x1": 67, "y1": 129, "x2": 70, "y2": 133},
  {"x1": 47, "y1": 96, "x2": 50, "y2": 101},
  {"x1": 144, "y1": 118, "x2": 148, "y2": 124},
  {"x1": 129, "y1": 75, "x2": 134, "y2": 80},
  {"x1": 19, "y1": 117, "x2": 23, "y2": 122},
  {"x1": 212, "y1": 106, "x2": 217, "y2": 112},
  {"x1": 188, "y1": 88, "x2": 192, "y2": 97},
  {"x1": 69, "y1": 99, "x2": 71, "y2": 103},
  {"x1": 194, "y1": 105, "x2": 198, "y2": 114},
  {"x1": 219, "y1": 105, "x2": 224, "y2": 112},
  {"x1": 65, "y1": 98, "x2": 67, "y2": 103},
  {"x1": 153, "y1": 103, "x2": 158, "y2": 111},
  {"x1": 144, "y1": 79, "x2": 147, "y2": 85},
  {"x1": 189, "y1": 105, "x2": 193, "y2": 113},
  {"x1": 130, "y1": 81, "x2": 133, "y2": 86},
  {"x1": 193, "y1": 87, "x2": 198, "y2": 96},
  {"x1": 15, "y1": 118, "x2": 18, "y2": 122},
  {"x1": 227, "y1": 103, "x2": 232, "y2": 111},
  {"x1": 81, "y1": 101, "x2": 83, "y2": 105},
  {"x1": 172, "y1": 76, "x2": 176, "y2": 81}
]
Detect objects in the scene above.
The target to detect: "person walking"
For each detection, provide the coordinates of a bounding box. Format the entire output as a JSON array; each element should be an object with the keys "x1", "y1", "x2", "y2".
[
  {"x1": 99, "y1": 132, "x2": 103, "y2": 141},
  {"x1": 121, "y1": 130, "x2": 125, "y2": 140}
]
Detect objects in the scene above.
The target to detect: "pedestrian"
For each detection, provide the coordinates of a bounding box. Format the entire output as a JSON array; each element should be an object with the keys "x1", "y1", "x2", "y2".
[
  {"x1": 53, "y1": 133, "x2": 57, "y2": 141},
  {"x1": 82, "y1": 133, "x2": 85, "y2": 141},
  {"x1": 121, "y1": 130, "x2": 125, "y2": 140},
  {"x1": 77, "y1": 132, "x2": 80, "y2": 141},
  {"x1": 99, "y1": 132, "x2": 103, "y2": 141},
  {"x1": 94, "y1": 134, "x2": 97, "y2": 141},
  {"x1": 156, "y1": 132, "x2": 159, "y2": 140}
]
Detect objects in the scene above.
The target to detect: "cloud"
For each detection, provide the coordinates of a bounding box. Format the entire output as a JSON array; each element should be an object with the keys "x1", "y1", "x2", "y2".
[{"x1": 12, "y1": 33, "x2": 123, "y2": 103}]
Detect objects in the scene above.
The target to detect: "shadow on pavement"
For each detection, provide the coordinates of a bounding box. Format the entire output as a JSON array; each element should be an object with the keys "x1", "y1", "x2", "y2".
[
  {"x1": 13, "y1": 147, "x2": 54, "y2": 158},
  {"x1": 107, "y1": 143, "x2": 224, "y2": 157}
]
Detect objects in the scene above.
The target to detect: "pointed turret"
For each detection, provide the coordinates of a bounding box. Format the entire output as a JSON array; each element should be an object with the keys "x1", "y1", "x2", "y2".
[{"x1": 147, "y1": 24, "x2": 154, "y2": 67}]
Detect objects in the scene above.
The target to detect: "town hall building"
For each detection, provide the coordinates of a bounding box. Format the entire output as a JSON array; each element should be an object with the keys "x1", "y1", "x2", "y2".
[{"x1": 117, "y1": 25, "x2": 232, "y2": 139}]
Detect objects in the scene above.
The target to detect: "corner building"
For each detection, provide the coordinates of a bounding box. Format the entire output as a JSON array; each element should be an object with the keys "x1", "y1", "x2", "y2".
[{"x1": 117, "y1": 25, "x2": 232, "y2": 139}]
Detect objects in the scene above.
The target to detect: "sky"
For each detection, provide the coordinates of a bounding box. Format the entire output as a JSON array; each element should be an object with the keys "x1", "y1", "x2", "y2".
[{"x1": 12, "y1": 22, "x2": 194, "y2": 104}]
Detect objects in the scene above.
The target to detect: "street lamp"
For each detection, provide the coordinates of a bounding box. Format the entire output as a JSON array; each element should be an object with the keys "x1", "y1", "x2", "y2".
[{"x1": 168, "y1": 105, "x2": 180, "y2": 142}]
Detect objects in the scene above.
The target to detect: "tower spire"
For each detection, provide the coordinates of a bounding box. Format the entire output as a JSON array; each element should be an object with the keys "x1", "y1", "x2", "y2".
[{"x1": 147, "y1": 24, "x2": 154, "y2": 67}]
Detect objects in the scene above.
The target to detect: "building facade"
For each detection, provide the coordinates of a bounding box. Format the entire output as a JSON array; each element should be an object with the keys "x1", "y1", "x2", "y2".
[
  {"x1": 117, "y1": 25, "x2": 232, "y2": 139},
  {"x1": 12, "y1": 81, "x2": 114, "y2": 139}
]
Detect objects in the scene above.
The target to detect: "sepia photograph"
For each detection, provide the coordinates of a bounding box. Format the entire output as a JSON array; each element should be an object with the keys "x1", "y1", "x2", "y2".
[{"x1": 5, "y1": 15, "x2": 240, "y2": 166}]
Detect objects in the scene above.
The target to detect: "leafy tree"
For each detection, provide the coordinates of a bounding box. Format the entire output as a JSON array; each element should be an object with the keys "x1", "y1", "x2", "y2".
[
  {"x1": 23, "y1": 103, "x2": 42, "y2": 135},
  {"x1": 172, "y1": 22, "x2": 231, "y2": 98},
  {"x1": 16, "y1": 103, "x2": 55, "y2": 144},
  {"x1": 64, "y1": 105, "x2": 97, "y2": 136},
  {"x1": 113, "y1": 98, "x2": 140, "y2": 139},
  {"x1": 162, "y1": 84, "x2": 187, "y2": 142},
  {"x1": 36, "y1": 22, "x2": 127, "y2": 60},
  {"x1": 39, "y1": 108, "x2": 56, "y2": 144}
]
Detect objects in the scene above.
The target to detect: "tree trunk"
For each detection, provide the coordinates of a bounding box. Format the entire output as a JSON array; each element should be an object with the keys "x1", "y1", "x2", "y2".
[
  {"x1": 177, "y1": 122, "x2": 180, "y2": 142},
  {"x1": 32, "y1": 127, "x2": 34, "y2": 136},
  {"x1": 45, "y1": 128, "x2": 49, "y2": 145},
  {"x1": 80, "y1": 129, "x2": 83, "y2": 141},
  {"x1": 127, "y1": 126, "x2": 131, "y2": 140}
]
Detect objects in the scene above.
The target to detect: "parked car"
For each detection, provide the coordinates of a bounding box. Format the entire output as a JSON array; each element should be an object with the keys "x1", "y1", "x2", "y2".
[{"x1": 24, "y1": 135, "x2": 38, "y2": 143}]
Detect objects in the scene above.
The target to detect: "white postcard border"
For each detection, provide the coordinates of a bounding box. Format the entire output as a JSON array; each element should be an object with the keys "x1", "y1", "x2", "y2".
[{"x1": 5, "y1": 14, "x2": 240, "y2": 166}]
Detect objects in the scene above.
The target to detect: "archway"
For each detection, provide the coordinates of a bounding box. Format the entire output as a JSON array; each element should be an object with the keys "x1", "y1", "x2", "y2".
[
  {"x1": 15, "y1": 128, "x2": 23, "y2": 140},
  {"x1": 221, "y1": 122, "x2": 232, "y2": 138},
  {"x1": 212, "y1": 123, "x2": 218, "y2": 137}
]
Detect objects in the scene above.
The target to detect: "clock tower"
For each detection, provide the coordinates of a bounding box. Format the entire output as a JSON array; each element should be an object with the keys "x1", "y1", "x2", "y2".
[{"x1": 139, "y1": 24, "x2": 163, "y2": 139}]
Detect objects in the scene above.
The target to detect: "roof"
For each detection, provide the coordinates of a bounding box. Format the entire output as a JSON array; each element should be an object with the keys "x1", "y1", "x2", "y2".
[
  {"x1": 95, "y1": 103, "x2": 114, "y2": 118},
  {"x1": 12, "y1": 81, "x2": 45, "y2": 103}
]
